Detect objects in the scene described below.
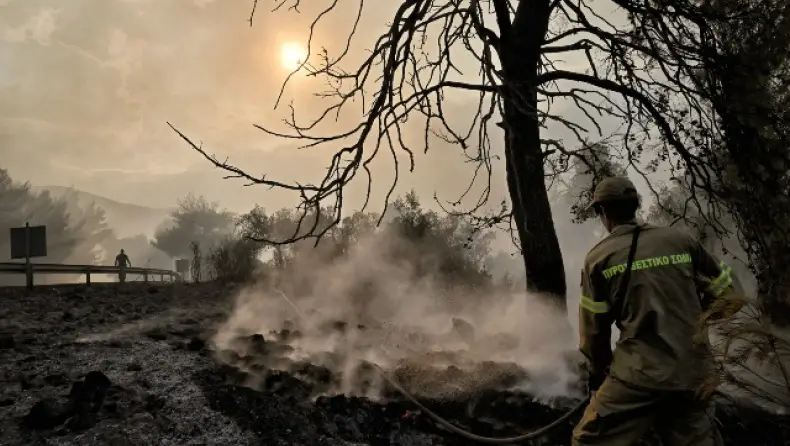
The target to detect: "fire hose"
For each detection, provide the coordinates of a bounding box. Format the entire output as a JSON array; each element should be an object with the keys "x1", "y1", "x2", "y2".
[
  {"x1": 373, "y1": 362, "x2": 589, "y2": 443},
  {"x1": 374, "y1": 365, "x2": 725, "y2": 445}
]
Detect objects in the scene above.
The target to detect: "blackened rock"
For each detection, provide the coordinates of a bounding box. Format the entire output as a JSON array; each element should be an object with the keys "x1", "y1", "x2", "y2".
[
  {"x1": 144, "y1": 329, "x2": 168, "y2": 341},
  {"x1": 263, "y1": 370, "x2": 312, "y2": 398},
  {"x1": 24, "y1": 397, "x2": 74, "y2": 429},
  {"x1": 218, "y1": 349, "x2": 242, "y2": 364},
  {"x1": 270, "y1": 343, "x2": 295, "y2": 357},
  {"x1": 144, "y1": 393, "x2": 165, "y2": 412},
  {"x1": 215, "y1": 364, "x2": 250, "y2": 386},
  {"x1": 70, "y1": 371, "x2": 112, "y2": 414},
  {"x1": 292, "y1": 362, "x2": 333, "y2": 385},
  {"x1": 126, "y1": 362, "x2": 143, "y2": 372},
  {"x1": 0, "y1": 333, "x2": 14, "y2": 350},
  {"x1": 187, "y1": 337, "x2": 206, "y2": 351},
  {"x1": 247, "y1": 333, "x2": 268, "y2": 355},
  {"x1": 0, "y1": 397, "x2": 14, "y2": 407}
]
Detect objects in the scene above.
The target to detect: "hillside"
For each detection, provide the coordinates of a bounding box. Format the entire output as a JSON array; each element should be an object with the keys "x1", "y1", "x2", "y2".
[{"x1": 32, "y1": 186, "x2": 172, "y2": 238}]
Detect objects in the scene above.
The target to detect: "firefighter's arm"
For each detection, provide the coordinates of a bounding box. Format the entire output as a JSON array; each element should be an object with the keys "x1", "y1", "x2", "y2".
[
  {"x1": 579, "y1": 266, "x2": 614, "y2": 377},
  {"x1": 693, "y1": 241, "x2": 744, "y2": 319}
]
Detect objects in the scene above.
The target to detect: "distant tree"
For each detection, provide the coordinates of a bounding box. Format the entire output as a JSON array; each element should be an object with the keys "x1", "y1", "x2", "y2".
[
  {"x1": 236, "y1": 205, "x2": 272, "y2": 240},
  {"x1": 333, "y1": 211, "x2": 379, "y2": 258},
  {"x1": 254, "y1": 192, "x2": 494, "y2": 308},
  {"x1": 387, "y1": 191, "x2": 494, "y2": 290},
  {"x1": 206, "y1": 236, "x2": 264, "y2": 283},
  {"x1": 0, "y1": 169, "x2": 111, "y2": 284},
  {"x1": 65, "y1": 200, "x2": 114, "y2": 264},
  {"x1": 152, "y1": 194, "x2": 235, "y2": 259}
]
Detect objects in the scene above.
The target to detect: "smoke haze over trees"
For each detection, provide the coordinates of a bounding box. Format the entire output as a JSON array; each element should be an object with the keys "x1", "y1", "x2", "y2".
[
  {"x1": 0, "y1": 169, "x2": 175, "y2": 284},
  {"x1": 167, "y1": 0, "x2": 790, "y2": 326}
]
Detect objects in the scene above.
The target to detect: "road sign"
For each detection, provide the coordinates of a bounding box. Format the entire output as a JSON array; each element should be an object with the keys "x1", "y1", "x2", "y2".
[
  {"x1": 9, "y1": 223, "x2": 47, "y2": 290},
  {"x1": 10, "y1": 224, "x2": 47, "y2": 259}
]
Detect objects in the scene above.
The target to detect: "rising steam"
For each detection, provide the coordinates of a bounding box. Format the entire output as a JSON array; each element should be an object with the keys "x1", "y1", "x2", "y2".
[{"x1": 212, "y1": 227, "x2": 582, "y2": 402}]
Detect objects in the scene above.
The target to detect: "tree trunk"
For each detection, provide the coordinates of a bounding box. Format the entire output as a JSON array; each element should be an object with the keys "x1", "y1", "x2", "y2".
[
  {"x1": 502, "y1": 110, "x2": 567, "y2": 312},
  {"x1": 500, "y1": 3, "x2": 567, "y2": 312}
]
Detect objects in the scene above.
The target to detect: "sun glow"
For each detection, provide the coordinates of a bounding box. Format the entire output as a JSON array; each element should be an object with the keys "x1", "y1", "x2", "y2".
[{"x1": 280, "y1": 42, "x2": 307, "y2": 70}]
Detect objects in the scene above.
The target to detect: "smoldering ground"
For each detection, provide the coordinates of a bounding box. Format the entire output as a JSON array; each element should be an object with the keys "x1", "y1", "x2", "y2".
[
  {"x1": 1, "y1": 278, "x2": 788, "y2": 444},
  {"x1": 212, "y1": 225, "x2": 583, "y2": 403}
]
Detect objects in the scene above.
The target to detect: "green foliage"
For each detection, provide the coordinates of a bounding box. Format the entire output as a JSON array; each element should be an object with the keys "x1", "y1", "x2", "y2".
[
  {"x1": 152, "y1": 194, "x2": 235, "y2": 258},
  {"x1": 158, "y1": 191, "x2": 495, "y2": 294},
  {"x1": 206, "y1": 236, "x2": 262, "y2": 283},
  {"x1": 386, "y1": 191, "x2": 493, "y2": 290}
]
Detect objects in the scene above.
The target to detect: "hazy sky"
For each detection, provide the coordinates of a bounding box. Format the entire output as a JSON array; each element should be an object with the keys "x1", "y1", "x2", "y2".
[{"x1": 1, "y1": 0, "x2": 631, "y2": 215}]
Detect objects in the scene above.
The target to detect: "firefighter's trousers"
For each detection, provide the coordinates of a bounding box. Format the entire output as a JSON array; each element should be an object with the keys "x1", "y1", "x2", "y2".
[{"x1": 572, "y1": 376, "x2": 716, "y2": 446}]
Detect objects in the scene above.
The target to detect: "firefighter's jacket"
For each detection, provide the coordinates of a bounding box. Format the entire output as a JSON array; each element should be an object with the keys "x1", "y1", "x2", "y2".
[{"x1": 579, "y1": 222, "x2": 740, "y2": 390}]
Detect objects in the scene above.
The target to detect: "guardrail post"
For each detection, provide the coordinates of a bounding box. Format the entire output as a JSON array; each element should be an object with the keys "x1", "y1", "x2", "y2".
[
  {"x1": 143, "y1": 269, "x2": 149, "y2": 283},
  {"x1": 86, "y1": 267, "x2": 91, "y2": 286},
  {"x1": 25, "y1": 223, "x2": 33, "y2": 291}
]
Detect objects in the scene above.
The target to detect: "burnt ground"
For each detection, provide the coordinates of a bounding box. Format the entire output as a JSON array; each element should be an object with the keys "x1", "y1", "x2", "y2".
[{"x1": 0, "y1": 283, "x2": 789, "y2": 446}]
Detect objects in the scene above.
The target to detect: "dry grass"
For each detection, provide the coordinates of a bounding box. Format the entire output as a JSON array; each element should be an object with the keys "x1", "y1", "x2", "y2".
[{"x1": 698, "y1": 290, "x2": 790, "y2": 411}]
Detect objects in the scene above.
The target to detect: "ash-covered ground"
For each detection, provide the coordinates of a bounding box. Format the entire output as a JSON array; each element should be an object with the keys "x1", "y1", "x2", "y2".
[{"x1": 0, "y1": 283, "x2": 788, "y2": 445}]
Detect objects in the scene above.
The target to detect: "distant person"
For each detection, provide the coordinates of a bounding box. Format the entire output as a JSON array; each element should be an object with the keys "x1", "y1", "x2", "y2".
[
  {"x1": 573, "y1": 176, "x2": 743, "y2": 445},
  {"x1": 115, "y1": 249, "x2": 131, "y2": 283}
]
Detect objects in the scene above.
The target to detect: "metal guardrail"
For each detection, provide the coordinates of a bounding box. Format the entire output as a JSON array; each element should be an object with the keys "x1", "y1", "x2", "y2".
[{"x1": 0, "y1": 262, "x2": 181, "y2": 286}]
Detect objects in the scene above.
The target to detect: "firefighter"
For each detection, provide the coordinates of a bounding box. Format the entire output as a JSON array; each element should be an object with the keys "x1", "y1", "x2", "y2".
[
  {"x1": 115, "y1": 249, "x2": 131, "y2": 284},
  {"x1": 572, "y1": 176, "x2": 742, "y2": 446}
]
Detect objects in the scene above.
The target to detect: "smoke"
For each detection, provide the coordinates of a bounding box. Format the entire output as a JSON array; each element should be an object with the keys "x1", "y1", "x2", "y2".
[{"x1": 211, "y1": 226, "x2": 582, "y2": 402}]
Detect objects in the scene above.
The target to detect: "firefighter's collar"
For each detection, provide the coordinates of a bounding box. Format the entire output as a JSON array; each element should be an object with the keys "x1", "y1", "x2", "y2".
[{"x1": 610, "y1": 221, "x2": 640, "y2": 237}]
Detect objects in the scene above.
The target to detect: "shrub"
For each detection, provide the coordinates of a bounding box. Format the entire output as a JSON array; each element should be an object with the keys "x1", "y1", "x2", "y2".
[
  {"x1": 699, "y1": 292, "x2": 790, "y2": 411},
  {"x1": 206, "y1": 236, "x2": 262, "y2": 283}
]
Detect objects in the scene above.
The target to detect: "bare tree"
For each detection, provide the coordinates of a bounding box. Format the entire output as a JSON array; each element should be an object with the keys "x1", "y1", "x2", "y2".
[{"x1": 170, "y1": 0, "x2": 737, "y2": 310}]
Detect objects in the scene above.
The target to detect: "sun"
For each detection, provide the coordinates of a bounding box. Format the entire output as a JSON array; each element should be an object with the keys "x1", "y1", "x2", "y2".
[{"x1": 280, "y1": 42, "x2": 307, "y2": 70}]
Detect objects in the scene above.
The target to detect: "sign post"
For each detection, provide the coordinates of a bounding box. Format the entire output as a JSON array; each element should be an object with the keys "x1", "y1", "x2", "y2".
[{"x1": 10, "y1": 223, "x2": 48, "y2": 290}]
